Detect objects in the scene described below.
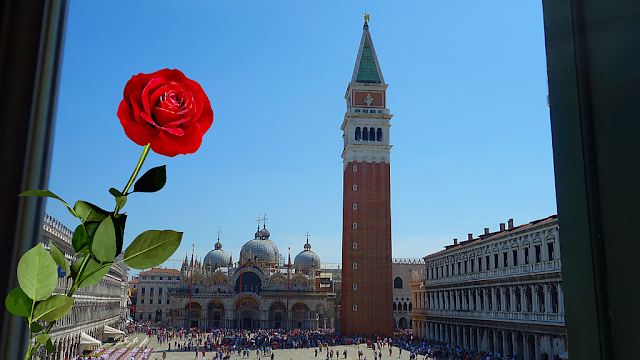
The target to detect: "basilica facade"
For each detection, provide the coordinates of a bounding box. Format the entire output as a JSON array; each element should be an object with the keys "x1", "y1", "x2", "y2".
[{"x1": 167, "y1": 225, "x2": 335, "y2": 330}]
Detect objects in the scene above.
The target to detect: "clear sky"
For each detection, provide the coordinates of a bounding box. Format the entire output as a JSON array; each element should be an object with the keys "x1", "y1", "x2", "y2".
[{"x1": 46, "y1": 1, "x2": 556, "y2": 278}]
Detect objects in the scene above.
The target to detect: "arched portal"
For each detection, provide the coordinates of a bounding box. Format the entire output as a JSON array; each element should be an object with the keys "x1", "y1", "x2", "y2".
[
  {"x1": 270, "y1": 302, "x2": 286, "y2": 329},
  {"x1": 185, "y1": 302, "x2": 202, "y2": 328},
  {"x1": 208, "y1": 301, "x2": 224, "y2": 328},
  {"x1": 240, "y1": 310, "x2": 254, "y2": 330},
  {"x1": 292, "y1": 303, "x2": 309, "y2": 329},
  {"x1": 398, "y1": 317, "x2": 407, "y2": 328}
]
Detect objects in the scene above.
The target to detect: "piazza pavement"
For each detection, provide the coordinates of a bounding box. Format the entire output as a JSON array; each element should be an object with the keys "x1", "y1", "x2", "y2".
[{"x1": 93, "y1": 333, "x2": 417, "y2": 360}]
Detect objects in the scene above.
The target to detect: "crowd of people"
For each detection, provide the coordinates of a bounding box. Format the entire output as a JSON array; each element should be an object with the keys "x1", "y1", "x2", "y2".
[{"x1": 120, "y1": 322, "x2": 519, "y2": 360}]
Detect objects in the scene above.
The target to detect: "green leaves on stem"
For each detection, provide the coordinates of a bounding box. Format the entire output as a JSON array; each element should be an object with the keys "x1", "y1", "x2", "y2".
[
  {"x1": 18, "y1": 190, "x2": 77, "y2": 218},
  {"x1": 131, "y1": 165, "x2": 166, "y2": 193},
  {"x1": 12, "y1": 146, "x2": 182, "y2": 360},
  {"x1": 32, "y1": 295, "x2": 74, "y2": 322},
  {"x1": 73, "y1": 201, "x2": 108, "y2": 223},
  {"x1": 36, "y1": 333, "x2": 54, "y2": 353},
  {"x1": 49, "y1": 242, "x2": 70, "y2": 278},
  {"x1": 71, "y1": 256, "x2": 111, "y2": 288},
  {"x1": 17, "y1": 245, "x2": 57, "y2": 301},
  {"x1": 109, "y1": 188, "x2": 127, "y2": 211},
  {"x1": 124, "y1": 230, "x2": 182, "y2": 269},
  {"x1": 5, "y1": 287, "x2": 33, "y2": 317},
  {"x1": 91, "y1": 216, "x2": 117, "y2": 263},
  {"x1": 29, "y1": 322, "x2": 43, "y2": 333}
]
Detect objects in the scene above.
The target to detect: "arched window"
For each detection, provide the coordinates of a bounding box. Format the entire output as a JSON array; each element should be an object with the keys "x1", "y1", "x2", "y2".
[
  {"x1": 362, "y1": 127, "x2": 369, "y2": 141},
  {"x1": 394, "y1": 276, "x2": 403, "y2": 289},
  {"x1": 370, "y1": 127, "x2": 376, "y2": 141},
  {"x1": 393, "y1": 302, "x2": 397, "y2": 312},
  {"x1": 377, "y1": 128, "x2": 382, "y2": 141},
  {"x1": 355, "y1": 127, "x2": 361, "y2": 140},
  {"x1": 408, "y1": 302, "x2": 412, "y2": 312},
  {"x1": 403, "y1": 303, "x2": 408, "y2": 312}
]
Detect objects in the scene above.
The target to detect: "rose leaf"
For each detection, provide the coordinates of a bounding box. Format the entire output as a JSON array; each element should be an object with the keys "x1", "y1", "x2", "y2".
[
  {"x1": 124, "y1": 229, "x2": 182, "y2": 269},
  {"x1": 17, "y1": 244, "x2": 57, "y2": 301},
  {"x1": 131, "y1": 165, "x2": 166, "y2": 193}
]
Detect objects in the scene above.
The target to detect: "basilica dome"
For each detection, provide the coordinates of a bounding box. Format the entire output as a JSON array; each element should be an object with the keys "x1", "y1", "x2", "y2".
[
  {"x1": 294, "y1": 240, "x2": 321, "y2": 271},
  {"x1": 241, "y1": 226, "x2": 279, "y2": 264},
  {"x1": 203, "y1": 240, "x2": 231, "y2": 269}
]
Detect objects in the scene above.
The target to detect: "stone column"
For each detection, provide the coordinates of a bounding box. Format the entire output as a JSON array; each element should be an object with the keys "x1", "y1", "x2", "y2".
[
  {"x1": 476, "y1": 328, "x2": 482, "y2": 352},
  {"x1": 502, "y1": 331, "x2": 509, "y2": 358},
  {"x1": 544, "y1": 283, "x2": 551, "y2": 313},
  {"x1": 491, "y1": 287, "x2": 496, "y2": 312},
  {"x1": 463, "y1": 326, "x2": 468, "y2": 349},
  {"x1": 558, "y1": 283, "x2": 565, "y2": 314}
]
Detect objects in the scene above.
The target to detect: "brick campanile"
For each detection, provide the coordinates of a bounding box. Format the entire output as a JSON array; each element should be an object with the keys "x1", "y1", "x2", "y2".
[{"x1": 341, "y1": 18, "x2": 393, "y2": 337}]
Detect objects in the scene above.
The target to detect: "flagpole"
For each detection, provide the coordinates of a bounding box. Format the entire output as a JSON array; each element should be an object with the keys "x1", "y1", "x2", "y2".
[
  {"x1": 189, "y1": 244, "x2": 194, "y2": 312},
  {"x1": 238, "y1": 248, "x2": 244, "y2": 329},
  {"x1": 287, "y1": 247, "x2": 290, "y2": 330}
]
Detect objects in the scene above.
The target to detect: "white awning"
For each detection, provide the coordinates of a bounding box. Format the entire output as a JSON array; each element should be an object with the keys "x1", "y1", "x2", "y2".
[
  {"x1": 79, "y1": 332, "x2": 101, "y2": 346},
  {"x1": 104, "y1": 325, "x2": 125, "y2": 336},
  {"x1": 559, "y1": 352, "x2": 569, "y2": 359}
]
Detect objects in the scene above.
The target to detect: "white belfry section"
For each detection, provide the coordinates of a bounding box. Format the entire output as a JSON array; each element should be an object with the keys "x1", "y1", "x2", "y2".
[{"x1": 341, "y1": 22, "x2": 392, "y2": 170}]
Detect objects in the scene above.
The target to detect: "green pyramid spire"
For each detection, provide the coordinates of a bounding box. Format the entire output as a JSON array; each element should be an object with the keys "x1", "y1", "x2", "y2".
[{"x1": 352, "y1": 22, "x2": 384, "y2": 84}]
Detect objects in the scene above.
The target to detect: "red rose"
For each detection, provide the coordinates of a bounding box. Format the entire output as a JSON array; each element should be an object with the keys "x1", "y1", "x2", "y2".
[{"x1": 118, "y1": 69, "x2": 213, "y2": 157}]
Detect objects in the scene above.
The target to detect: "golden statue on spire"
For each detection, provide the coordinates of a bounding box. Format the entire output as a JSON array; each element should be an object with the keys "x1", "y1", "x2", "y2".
[{"x1": 364, "y1": 13, "x2": 370, "y2": 23}]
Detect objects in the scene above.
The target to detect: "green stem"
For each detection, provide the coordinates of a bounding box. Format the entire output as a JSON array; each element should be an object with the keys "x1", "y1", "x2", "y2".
[
  {"x1": 122, "y1": 144, "x2": 151, "y2": 195},
  {"x1": 114, "y1": 143, "x2": 151, "y2": 214},
  {"x1": 41, "y1": 255, "x2": 90, "y2": 336}
]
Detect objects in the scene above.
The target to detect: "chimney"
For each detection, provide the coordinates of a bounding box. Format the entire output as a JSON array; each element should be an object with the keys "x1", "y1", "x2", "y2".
[
  {"x1": 508, "y1": 218, "x2": 514, "y2": 229},
  {"x1": 468, "y1": 233, "x2": 473, "y2": 241},
  {"x1": 484, "y1": 228, "x2": 490, "y2": 235},
  {"x1": 453, "y1": 238, "x2": 458, "y2": 245},
  {"x1": 500, "y1": 223, "x2": 506, "y2": 232}
]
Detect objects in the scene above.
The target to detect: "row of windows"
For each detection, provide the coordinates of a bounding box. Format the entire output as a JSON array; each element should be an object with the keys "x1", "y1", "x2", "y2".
[
  {"x1": 393, "y1": 302, "x2": 412, "y2": 312},
  {"x1": 418, "y1": 284, "x2": 561, "y2": 314},
  {"x1": 355, "y1": 127, "x2": 383, "y2": 141},
  {"x1": 141, "y1": 276, "x2": 173, "y2": 280},
  {"x1": 427, "y1": 243, "x2": 555, "y2": 280},
  {"x1": 140, "y1": 287, "x2": 164, "y2": 295},
  {"x1": 353, "y1": 109, "x2": 383, "y2": 114},
  {"x1": 140, "y1": 299, "x2": 170, "y2": 305}
]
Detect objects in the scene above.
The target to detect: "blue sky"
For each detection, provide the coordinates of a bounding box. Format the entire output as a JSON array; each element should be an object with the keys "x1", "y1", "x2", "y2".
[{"x1": 46, "y1": 1, "x2": 556, "y2": 278}]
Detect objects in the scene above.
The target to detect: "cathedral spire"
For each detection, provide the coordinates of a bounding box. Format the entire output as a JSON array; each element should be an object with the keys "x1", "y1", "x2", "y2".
[{"x1": 351, "y1": 16, "x2": 384, "y2": 84}]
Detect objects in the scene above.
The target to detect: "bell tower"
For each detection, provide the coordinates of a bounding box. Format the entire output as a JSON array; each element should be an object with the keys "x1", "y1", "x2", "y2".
[{"x1": 341, "y1": 16, "x2": 393, "y2": 337}]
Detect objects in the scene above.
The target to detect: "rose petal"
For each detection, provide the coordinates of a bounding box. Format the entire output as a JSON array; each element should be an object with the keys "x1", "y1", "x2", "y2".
[
  {"x1": 198, "y1": 104, "x2": 214, "y2": 135},
  {"x1": 118, "y1": 100, "x2": 154, "y2": 146},
  {"x1": 123, "y1": 69, "x2": 171, "y2": 105},
  {"x1": 141, "y1": 78, "x2": 167, "y2": 121},
  {"x1": 130, "y1": 91, "x2": 158, "y2": 130},
  {"x1": 150, "y1": 122, "x2": 203, "y2": 157},
  {"x1": 152, "y1": 106, "x2": 184, "y2": 127},
  {"x1": 166, "y1": 69, "x2": 187, "y2": 82}
]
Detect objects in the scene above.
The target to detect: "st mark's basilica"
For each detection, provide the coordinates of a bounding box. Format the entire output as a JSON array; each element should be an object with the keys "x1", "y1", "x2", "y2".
[{"x1": 166, "y1": 223, "x2": 335, "y2": 330}]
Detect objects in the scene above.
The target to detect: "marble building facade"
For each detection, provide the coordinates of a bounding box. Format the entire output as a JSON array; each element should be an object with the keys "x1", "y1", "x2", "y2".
[
  {"x1": 166, "y1": 226, "x2": 336, "y2": 330},
  {"x1": 41, "y1": 214, "x2": 130, "y2": 359},
  {"x1": 411, "y1": 215, "x2": 566, "y2": 360}
]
